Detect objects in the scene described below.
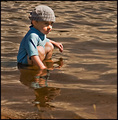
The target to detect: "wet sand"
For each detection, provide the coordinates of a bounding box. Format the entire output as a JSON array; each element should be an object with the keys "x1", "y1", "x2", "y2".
[{"x1": 1, "y1": 1, "x2": 117, "y2": 119}]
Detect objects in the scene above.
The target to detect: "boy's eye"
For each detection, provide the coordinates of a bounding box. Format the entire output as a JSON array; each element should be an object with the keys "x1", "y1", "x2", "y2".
[
  {"x1": 45, "y1": 22, "x2": 49, "y2": 26},
  {"x1": 44, "y1": 22, "x2": 53, "y2": 26}
]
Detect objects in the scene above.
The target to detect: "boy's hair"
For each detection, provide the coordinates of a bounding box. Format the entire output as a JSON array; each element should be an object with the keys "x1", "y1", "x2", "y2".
[{"x1": 29, "y1": 5, "x2": 55, "y2": 22}]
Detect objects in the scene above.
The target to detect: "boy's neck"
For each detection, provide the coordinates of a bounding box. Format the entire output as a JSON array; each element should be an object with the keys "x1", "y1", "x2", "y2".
[{"x1": 30, "y1": 26, "x2": 45, "y2": 35}]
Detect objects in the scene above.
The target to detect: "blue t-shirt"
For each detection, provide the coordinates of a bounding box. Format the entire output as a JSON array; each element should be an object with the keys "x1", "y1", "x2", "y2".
[{"x1": 17, "y1": 26, "x2": 49, "y2": 64}]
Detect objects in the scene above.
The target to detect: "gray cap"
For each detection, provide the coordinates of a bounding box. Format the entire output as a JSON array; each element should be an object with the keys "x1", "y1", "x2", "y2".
[{"x1": 29, "y1": 5, "x2": 55, "y2": 22}]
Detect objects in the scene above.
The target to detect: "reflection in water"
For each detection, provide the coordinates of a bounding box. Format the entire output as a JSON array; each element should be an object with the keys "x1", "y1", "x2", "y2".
[
  {"x1": 34, "y1": 87, "x2": 61, "y2": 109},
  {"x1": 18, "y1": 58, "x2": 63, "y2": 109}
]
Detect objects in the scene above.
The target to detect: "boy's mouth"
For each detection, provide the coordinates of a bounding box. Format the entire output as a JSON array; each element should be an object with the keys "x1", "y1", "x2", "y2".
[{"x1": 46, "y1": 30, "x2": 50, "y2": 34}]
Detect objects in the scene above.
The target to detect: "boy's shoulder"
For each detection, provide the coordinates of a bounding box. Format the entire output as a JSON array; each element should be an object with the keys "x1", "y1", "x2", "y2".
[
  {"x1": 26, "y1": 33, "x2": 40, "y2": 42},
  {"x1": 28, "y1": 27, "x2": 44, "y2": 38},
  {"x1": 24, "y1": 27, "x2": 46, "y2": 41},
  {"x1": 27, "y1": 28, "x2": 40, "y2": 39}
]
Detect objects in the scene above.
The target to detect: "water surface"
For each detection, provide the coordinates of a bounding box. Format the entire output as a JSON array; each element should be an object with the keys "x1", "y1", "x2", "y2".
[{"x1": 1, "y1": 1, "x2": 117, "y2": 119}]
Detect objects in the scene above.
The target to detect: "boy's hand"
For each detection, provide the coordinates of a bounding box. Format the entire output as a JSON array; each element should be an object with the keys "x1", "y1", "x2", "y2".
[
  {"x1": 40, "y1": 65, "x2": 47, "y2": 70},
  {"x1": 31, "y1": 56, "x2": 47, "y2": 70},
  {"x1": 58, "y1": 43, "x2": 63, "y2": 52}
]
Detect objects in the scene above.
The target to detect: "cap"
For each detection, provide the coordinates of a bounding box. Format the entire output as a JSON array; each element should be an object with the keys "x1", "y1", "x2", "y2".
[{"x1": 29, "y1": 5, "x2": 55, "y2": 22}]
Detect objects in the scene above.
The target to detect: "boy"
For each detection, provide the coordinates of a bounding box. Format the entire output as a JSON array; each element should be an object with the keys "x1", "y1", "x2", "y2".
[{"x1": 17, "y1": 5, "x2": 63, "y2": 70}]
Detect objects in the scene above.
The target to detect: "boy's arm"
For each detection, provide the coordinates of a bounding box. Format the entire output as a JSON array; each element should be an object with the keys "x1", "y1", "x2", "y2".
[
  {"x1": 31, "y1": 55, "x2": 46, "y2": 69},
  {"x1": 49, "y1": 40, "x2": 63, "y2": 52}
]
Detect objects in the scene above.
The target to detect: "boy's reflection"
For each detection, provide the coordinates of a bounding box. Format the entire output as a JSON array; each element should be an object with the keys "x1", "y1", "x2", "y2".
[
  {"x1": 18, "y1": 58, "x2": 63, "y2": 109},
  {"x1": 34, "y1": 87, "x2": 61, "y2": 109}
]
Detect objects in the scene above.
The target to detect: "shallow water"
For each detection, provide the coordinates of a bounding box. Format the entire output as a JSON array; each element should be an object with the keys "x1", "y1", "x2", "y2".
[{"x1": 1, "y1": 1, "x2": 117, "y2": 119}]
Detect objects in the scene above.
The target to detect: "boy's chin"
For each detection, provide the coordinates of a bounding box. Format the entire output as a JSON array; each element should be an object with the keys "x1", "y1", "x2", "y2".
[{"x1": 45, "y1": 31, "x2": 50, "y2": 35}]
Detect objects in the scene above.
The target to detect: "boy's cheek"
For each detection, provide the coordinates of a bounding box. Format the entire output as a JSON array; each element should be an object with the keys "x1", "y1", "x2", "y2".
[{"x1": 44, "y1": 27, "x2": 48, "y2": 31}]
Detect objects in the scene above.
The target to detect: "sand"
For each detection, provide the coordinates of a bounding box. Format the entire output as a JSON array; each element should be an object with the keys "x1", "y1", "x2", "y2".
[{"x1": 1, "y1": 1, "x2": 117, "y2": 119}]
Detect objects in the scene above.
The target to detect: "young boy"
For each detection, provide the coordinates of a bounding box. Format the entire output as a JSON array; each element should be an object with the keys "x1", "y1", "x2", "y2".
[{"x1": 17, "y1": 5, "x2": 63, "y2": 70}]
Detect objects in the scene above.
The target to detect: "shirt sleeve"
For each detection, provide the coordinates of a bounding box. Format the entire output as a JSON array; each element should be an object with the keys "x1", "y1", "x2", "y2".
[
  {"x1": 46, "y1": 38, "x2": 50, "y2": 42},
  {"x1": 25, "y1": 33, "x2": 39, "y2": 59}
]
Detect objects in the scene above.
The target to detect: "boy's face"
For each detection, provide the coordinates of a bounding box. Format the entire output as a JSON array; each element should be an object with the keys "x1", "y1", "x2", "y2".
[{"x1": 32, "y1": 21, "x2": 53, "y2": 35}]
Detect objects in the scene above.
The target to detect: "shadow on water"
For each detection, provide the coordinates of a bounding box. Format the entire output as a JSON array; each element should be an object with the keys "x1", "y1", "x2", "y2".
[{"x1": 18, "y1": 58, "x2": 63, "y2": 110}]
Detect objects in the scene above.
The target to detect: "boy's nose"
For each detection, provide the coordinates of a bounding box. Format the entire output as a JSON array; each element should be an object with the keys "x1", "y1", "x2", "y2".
[{"x1": 47, "y1": 25, "x2": 52, "y2": 30}]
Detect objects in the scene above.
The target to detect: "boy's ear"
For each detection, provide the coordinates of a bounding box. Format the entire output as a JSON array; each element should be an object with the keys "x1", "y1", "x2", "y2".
[
  {"x1": 32, "y1": 20, "x2": 37, "y2": 26},
  {"x1": 31, "y1": 20, "x2": 34, "y2": 24}
]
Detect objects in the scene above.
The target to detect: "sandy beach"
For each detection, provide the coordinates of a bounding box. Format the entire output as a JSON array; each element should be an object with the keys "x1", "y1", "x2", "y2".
[{"x1": 1, "y1": 1, "x2": 117, "y2": 119}]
